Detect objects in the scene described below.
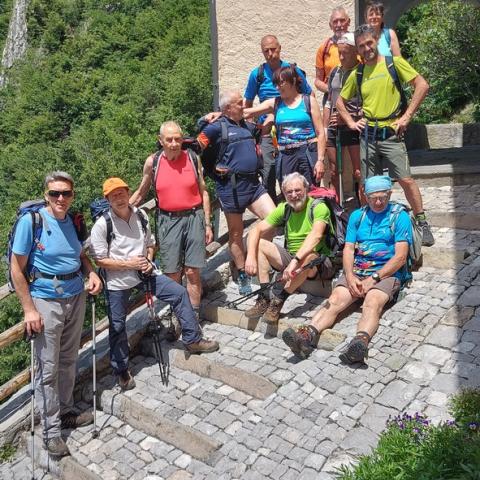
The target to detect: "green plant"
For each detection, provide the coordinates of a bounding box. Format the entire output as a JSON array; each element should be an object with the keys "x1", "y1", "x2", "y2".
[
  {"x1": 338, "y1": 397, "x2": 480, "y2": 480},
  {"x1": 449, "y1": 388, "x2": 480, "y2": 429},
  {"x1": 0, "y1": 443, "x2": 16, "y2": 463}
]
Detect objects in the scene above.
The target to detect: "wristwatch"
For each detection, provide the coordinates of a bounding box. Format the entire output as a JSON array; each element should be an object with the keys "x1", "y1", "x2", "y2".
[{"x1": 372, "y1": 272, "x2": 381, "y2": 283}]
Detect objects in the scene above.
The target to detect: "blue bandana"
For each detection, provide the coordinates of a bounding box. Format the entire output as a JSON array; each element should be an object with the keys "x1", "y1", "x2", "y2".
[{"x1": 364, "y1": 175, "x2": 392, "y2": 195}]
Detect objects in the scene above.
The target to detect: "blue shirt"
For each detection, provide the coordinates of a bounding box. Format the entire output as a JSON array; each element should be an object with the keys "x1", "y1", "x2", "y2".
[
  {"x1": 12, "y1": 207, "x2": 84, "y2": 298},
  {"x1": 201, "y1": 118, "x2": 259, "y2": 175},
  {"x1": 275, "y1": 97, "x2": 316, "y2": 145},
  {"x1": 244, "y1": 60, "x2": 312, "y2": 103},
  {"x1": 378, "y1": 28, "x2": 392, "y2": 57},
  {"x1": 345, "y1": 204, "x2": 412, "y2": 281}
]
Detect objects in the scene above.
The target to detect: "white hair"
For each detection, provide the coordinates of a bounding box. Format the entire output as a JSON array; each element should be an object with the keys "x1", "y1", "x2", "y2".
[
  {"x1": 281, "y1": 172, "x2": 309, "y2": 192},
  {"x1": 159, "y1": 120, "x2": 183, "y2": 137},
  {"x1": 219, "y1": 89, "x2": 241, "y2": 112}
]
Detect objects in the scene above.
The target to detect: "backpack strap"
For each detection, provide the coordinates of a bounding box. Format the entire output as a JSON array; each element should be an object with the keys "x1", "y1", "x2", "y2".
[
  {"x1": 321, "y1": 38, "x2": 333, "y2": 77},
  {"x1": 186, "y1": 148, "x2": 200, "y2": 182},
  {"x1": 217, "y1": 117, "x2": 230, "y2": 165},
  {"x1": 385, "y1": 56, "x2": 408, "y2": 116},
  {"x1": 355, "y1": 205, "x2": 369, "y2": 230},
  {"x1": 327, "y1": 65, "x2": 339, "y2": 101},
  {"x1": 152, "y1": 150, "x2": 162, "y2": 207},
  {"x1": 136, "y1": 208, "x2": 149, "y2": 237},
  {"x1": 356, "y1": 63, "x2": 365, "y2": 107},
  {"x1": 256, "y1": 63, "x2": 265, "y2": 91},
  {"x1": 303, "y1": 94, "x2": 312, "y2": 120},
  {"x1": 282, "y1": 204, "x2": 293, "y2": 249},
  {"x1": 273, "y1": 96, "x2": 282, "y2": 119},
  {"x1": 102, "y1": 211, "x2": 114, "y2": 250}
]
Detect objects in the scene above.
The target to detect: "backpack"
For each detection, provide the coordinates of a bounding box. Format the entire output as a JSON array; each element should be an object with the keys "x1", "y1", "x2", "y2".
[
  {"x1": 89, "y1": 198, "x2": 148, "y2": 249},
  {"x1": 281, "y1": 186, "x2": 349, "y2": 256},
  {"x1": 355, "y1": 55, "x2": 408, "y2": 121},
  {"x1": 196, "y1": 116, "x2": 262, "y2": 179},
  {"x1": 6, "y1": 200, "x2": 88, "y2": 292},
  {"x1": 356, "y1": 201, "x2": 422, "y2": 283},
  {"x1": 151, "y1": 148, "x2": 201, "y2": 202}
]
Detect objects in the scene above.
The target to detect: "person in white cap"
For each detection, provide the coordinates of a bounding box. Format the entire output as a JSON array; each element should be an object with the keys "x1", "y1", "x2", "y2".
[{"x1": 325, "y1": 32, "x2": 362, "y2": 200}]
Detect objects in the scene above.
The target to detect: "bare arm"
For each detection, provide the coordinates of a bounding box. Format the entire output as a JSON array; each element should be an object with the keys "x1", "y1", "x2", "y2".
[
  {"x1": 314, "y1": 67, "x2": 328, "y2": 93},
  {"x1": 342, "y1": 242, "x2": 363, "y2": 297},
  {"x1": 389, "y1": 29, "x2": 401, "y2": 57},
  {"x1": 243, "y1": 98, "x2": 275, "y2": 120},
  {"x1": 392, "y1": 74, "x2": 429, "y2": 136},
  {"x1": 310, "y1": 98, "x2": 327, "y2": 183},
  {"x1": 130, "y1": 155, "x2": 154, "y2": 206},
  {"x1": 10, "y1": 253, "x2": 42, "y2": 335},
  {"x1": 80, "y1": 251, "x2": 103, "y2": 294}
]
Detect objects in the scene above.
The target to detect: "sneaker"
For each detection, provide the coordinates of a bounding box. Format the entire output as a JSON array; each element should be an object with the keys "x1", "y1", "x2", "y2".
[
  {"x1": 185, "y1": 338, "x2": 219, "y2": 354},
  {"x1": 418, "y1": 220, "x2": 435, "y2": 247},
  {"x1": 245, "y1": 296, "x2": 270, "y2": 319},
  {"x1": 339, "y1": 333, "x2": 370, "y2": 365},
  {"x1": 282, "y1": 325, "x2": 318, "y2": 359},
  {"x1": 60, "y1": 411, "x2": 93, "y2": 429},
  {"x1": 261, "y1": 296, "x2": 284, "y2": 324},
  {"x1": 118, "y1": 370, "x2": 136, "y2": 391},
  {"x1": 45, "y1": 436, "x2": 70, "y2": 458},
  {"x1": 237, "y1": 271, "x2": 252, "y2": 295}
]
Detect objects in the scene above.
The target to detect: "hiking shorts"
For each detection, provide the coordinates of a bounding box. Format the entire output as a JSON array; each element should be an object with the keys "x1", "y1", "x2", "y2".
[
  {"x1": 277, "y1": 142, "x2": 317, "y2": 185},
  {"x1": 327, "y1": 127, "x2": 360, "y2": 148},
  {"x1": 360, "y1": 134, "x2": 411, "y2": 180},
  {"x1": 335, "y1": 274, "x2": 401, "y2": 303},
  {"x1": 216, "y1": 176, "x2": 266, "y2": 214},
  {"x1": 274, "y1": 245, "x2": 335, "y2": 280},
  {"x1": 157, "y1": 207, "x2": 206, "y2": 273}
]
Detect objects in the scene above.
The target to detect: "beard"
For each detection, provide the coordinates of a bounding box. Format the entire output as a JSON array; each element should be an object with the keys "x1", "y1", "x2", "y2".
[{"x1": 287, "y1": 192, "x2": 308, "y2": 212}]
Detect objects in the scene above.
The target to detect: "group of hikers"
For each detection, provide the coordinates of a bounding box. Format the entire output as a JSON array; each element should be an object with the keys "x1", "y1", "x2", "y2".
[{"x1": 9, "y1": 1, "x2": 435, "y2": 460}]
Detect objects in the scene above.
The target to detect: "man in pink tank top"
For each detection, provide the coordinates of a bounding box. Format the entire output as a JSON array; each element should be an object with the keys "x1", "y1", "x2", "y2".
[{"x1": 130, "y1": 122, "x2": 213, "y2": 329}]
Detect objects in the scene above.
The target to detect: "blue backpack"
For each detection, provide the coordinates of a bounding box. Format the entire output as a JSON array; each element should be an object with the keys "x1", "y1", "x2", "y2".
[{"x1": 6, "y1": 200, "x2": 87, "y2": 292}]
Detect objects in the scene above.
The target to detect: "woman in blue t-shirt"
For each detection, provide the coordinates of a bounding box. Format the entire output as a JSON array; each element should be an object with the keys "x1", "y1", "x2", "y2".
[
  {"x1": 244, "y1": 65, "x2": 326, "y2": 186},
  {"x1": 365, "y1": 1, "x2": 401, "y2": 57}
]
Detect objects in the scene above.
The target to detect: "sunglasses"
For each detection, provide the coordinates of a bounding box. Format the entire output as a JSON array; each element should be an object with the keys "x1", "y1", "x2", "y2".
[{"x1": 47, "y1": 190, "x2": 74, "y2": 198}]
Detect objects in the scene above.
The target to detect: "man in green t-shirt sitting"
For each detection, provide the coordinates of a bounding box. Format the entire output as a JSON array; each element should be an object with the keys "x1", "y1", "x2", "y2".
[
  {"x1": 244, "y1": 172, "x2": 334, "y2": 324},
  {"x1": 336, "y1": 24, "x2": 434, "y2": 247}
]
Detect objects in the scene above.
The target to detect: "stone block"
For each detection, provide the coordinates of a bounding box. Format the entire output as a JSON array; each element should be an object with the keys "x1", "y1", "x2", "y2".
[
  {"x1": 441, "y1": 306, "x2": 475, "y2": 327},
  {"x1": 412, "y1": 344, "x2": 452, "y2": 366},
  {"x1": 459, "y1": 286, "x2": 480, "y2": 307},
  {"x1": 340, "y1": 427, "x2": 378, "y2": 456},
  {"x1": 425, "y1": 325, "x2": 461, "y2": 349},
  {"x1": 316, "y1": 329, "x2": 346, "y2": 351},
  {"x1": 376, "y1": 380, "x2": 420, "y2": 410}
]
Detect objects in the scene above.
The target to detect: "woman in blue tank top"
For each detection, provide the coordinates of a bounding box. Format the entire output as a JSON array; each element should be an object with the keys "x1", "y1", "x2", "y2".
[
  {"x1": 244, "y1": 65, "x2": 326, "y2": 186},
  {"x1": 365, "y1": 1, "x2": 401, "y2": 57}
]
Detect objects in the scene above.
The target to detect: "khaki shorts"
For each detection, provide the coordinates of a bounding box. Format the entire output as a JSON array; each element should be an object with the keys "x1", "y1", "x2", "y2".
[
  {"x1": 335, "y1": 274, "x2": 400, "y2": 303},
  {"x1": 360, "y1": 135, "x2": 411, "y2": 180},
  {"x1": 275, "y1": 245, "x2": 335, "y2": 280},
  {"x1": 157, "y1": 208, "x2": 206, "y2": 273}
]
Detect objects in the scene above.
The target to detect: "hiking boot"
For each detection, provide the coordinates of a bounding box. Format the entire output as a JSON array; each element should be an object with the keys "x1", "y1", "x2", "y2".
[
  {"x1": 45, "y1": 437, "x2": 70, "y2": 458},
  {"x1": 245, "y1": 296, "x2": 270, "y2": 319},
  {"x1": 418, "y1": 220, "x2": 435, "y2": 247},
  {"x1": 282, "y1": 325, "x2": 318, "y2": 359},
  {"x1": 237, "y1": 271, "x2": 252, "y2": 295},
  {"x1": 118, "y1": 370, "x2": 136, "y2": 391},
  {"x1": 339, "y1": 332, "x2": 370, "y2": 365},
  {"x1": 261, "y1": 296, "x2": 284, "y2": 324},
  {"x1": 185, "y1": 338, "x2": 219, "y2": 354},
  {"x1": 60, "y1": 411, "x2": 93, "y2": 429}
]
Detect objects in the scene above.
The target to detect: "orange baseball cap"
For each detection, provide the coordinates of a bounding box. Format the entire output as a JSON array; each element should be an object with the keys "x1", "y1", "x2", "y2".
[{"x1": 103, "y1": 177, "x2": 129, "y2": 197}]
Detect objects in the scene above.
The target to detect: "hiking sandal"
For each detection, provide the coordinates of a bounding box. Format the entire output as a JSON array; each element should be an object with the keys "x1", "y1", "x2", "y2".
[{"x1": 339, "y1": 331, "x2": 370, "y2": 364}]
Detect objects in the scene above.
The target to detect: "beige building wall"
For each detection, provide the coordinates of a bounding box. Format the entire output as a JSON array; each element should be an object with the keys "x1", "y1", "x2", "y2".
[
  {"x1": 214, "y1": 0, "x2": 358, "y2": 194},
  {"x1": 215, "y1": 0, "x2": 356, "y2": 95}
]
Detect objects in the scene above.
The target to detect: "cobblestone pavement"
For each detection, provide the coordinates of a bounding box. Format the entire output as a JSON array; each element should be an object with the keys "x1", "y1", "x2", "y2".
[{"x1": 2, "y1": 184, "x2": 480, "y2": 479}]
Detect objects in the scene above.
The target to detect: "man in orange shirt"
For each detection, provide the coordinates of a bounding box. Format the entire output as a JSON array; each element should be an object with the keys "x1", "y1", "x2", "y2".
[{"x1": 315, "y1": 5, "x2": 351, "y2": 122}]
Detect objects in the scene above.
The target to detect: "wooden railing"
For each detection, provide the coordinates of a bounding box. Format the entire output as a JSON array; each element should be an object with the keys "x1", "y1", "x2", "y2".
[{"x1": 0, "y1": 198, "x2": 223, "y2": 403}]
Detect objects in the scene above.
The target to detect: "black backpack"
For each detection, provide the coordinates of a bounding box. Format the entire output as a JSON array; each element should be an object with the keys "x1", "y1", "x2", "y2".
[
  {"x1": 196, "y1": 116, "x2": 262, "y2": 179},
  {"x1": 6, "y1": 200, "x2": 87, "y2": 292},
  {"x1": 355, "y1": 55, "x2": 408, "y2": 121}
]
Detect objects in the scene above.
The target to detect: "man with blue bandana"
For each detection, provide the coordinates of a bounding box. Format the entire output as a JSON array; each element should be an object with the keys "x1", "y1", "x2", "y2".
[{"x1": 282, "y1": 175, "x2": 412, "y2": 364}]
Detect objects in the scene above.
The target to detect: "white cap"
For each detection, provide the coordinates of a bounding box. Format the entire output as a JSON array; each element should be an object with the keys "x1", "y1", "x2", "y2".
[{"x1": 338, "y1": 32, "x2": 355, "y2": 46}]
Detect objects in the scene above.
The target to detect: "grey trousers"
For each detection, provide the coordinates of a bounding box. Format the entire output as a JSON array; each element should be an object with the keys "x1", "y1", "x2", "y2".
[{"x1": 33, "y1": 292, "x2": 86, "y2": 441}]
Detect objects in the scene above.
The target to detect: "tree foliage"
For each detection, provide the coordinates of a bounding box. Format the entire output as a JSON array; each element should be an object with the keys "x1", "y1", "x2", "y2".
[
  {"x1": 397, "y1": 0, "x2": 480, "y2": 123},
  {"x1": 0, "y1": 0, "x2": 212, "y2": 395}
]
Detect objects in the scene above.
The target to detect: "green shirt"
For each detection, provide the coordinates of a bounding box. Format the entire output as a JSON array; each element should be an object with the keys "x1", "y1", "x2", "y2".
[
  {"x1": 265, "y1": 197, "x2": 333, "y2": 255},
  {"x1": 340, "y1": 56, "x2": 418, "y2": 128}
]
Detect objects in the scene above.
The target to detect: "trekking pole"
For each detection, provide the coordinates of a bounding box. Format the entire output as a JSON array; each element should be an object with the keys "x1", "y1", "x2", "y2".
[
  {"x1": 89, "y1": 295, "x2": 99, "y2": 439},
  {"x1": 227, "y1": 255, "x2": 327, "y2": 309},
  {"x1": 143, "y1": 277, "x2": 169, "y2": 386},
  {"x1": 27, "y1": 332, "x2": 36, "y2": 480},
  {"x1": 336, "y1": 127, "x2": 344, "y2": 206}
]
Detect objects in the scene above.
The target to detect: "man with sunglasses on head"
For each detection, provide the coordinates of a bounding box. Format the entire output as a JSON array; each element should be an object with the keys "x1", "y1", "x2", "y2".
[
  {"x1": 282, "y1": 175, "x2": 412, "y2": 364},
  {"x1": 10, "y1": 171, "x2": 103, "y2": 458}
]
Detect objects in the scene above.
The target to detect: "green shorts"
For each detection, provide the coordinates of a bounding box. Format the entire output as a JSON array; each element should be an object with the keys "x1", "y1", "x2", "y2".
[
  {"x1": 157, "y1": 208, "x2": 206, "y2": 273},
  {"x1": 360, "y1": 135, "x2": 411, "y2": 180}
]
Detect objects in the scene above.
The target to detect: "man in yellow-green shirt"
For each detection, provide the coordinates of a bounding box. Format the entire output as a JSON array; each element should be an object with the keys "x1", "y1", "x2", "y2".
[
  {"x1": 336, "y1": 24, "x2": 434, "y2": 247},
  {"x1": 244, "y1": 172, "x2": 334, "y2": 324}
]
